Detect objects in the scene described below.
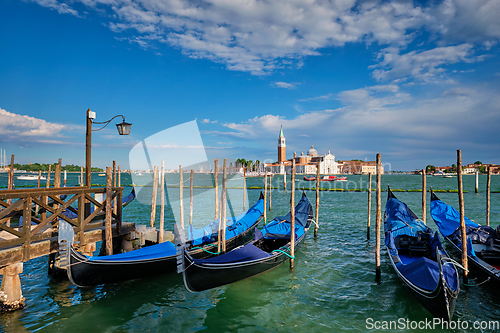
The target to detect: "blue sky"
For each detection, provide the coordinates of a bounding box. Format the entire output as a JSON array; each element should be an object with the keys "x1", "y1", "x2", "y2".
[{"x1": 0, "y1": 0, "x2": 499, "y2": 171}]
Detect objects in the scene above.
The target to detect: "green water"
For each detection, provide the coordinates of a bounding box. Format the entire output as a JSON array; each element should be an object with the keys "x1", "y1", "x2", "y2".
[{"x1": 1, "y1": 173, "x2": 499, "y2": 332}]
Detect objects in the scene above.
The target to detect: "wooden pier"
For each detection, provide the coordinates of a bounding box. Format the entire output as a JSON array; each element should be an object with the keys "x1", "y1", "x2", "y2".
[{"x1": 0, "y1": 185, "x2": 134, "y2": 311}]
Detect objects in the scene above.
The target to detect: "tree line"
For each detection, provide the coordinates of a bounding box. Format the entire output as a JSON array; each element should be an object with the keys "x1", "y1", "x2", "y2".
[{"x1": 13, "y1": 163, "x2": 103, "y2": 172}]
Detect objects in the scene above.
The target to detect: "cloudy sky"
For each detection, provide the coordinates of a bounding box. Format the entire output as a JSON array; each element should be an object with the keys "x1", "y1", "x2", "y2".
[{"x1": 0, "y1": 0, "x2": 499, "y2": 170}]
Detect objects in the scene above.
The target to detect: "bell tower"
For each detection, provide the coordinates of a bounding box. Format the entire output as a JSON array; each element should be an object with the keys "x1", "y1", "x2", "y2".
[{"x1": 278, "y1": 125, "x2": 286, "y2": 163}]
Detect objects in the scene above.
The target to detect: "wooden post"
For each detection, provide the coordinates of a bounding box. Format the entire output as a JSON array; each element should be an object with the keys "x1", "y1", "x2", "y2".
[
  {"x1": 37, "y1": 170, "x2": 42, "y2": 189},
  {"x1": 214, "y1": 159, "x2": 219, "y2": 221},
  {"x1": 290, "y1": 159, "x2": 296, "y2": 269},
  {"x1": 64, "y1": 170, "x2": 67, "y2": 187},
  {"x1": 189, "y1": 169, "x2": 194, "y2": 225},
  {"x1": 367, "y1": 173, "x2": 372, "y2": 240},
  {"x1": 159, "y1": 161, "x2": 165, "y2": 243},
  {"x1": 283, "y1": 168, "x2": 287, "y2": 190},
  {"x1": 221, "y1": 159, "x2": 227, "y2": 253},
  {"x1": 118, "y1": 165, "x2": 121, "y2": 187},
  {"x1": 314, "y1": 162, "x2": 320, "y2": 237},
  {"x1": 475, "y1": 170, "x2": 479, "y2": 194},
  {"x1": 105, "y1": 166, "x2": 113, "y2": 255},
  {"x1": 113, "y1": 161, "x2": 117, "y2": 215},
  {"x1": 422, "y1": 168, "x2": 426, "y2": 224},
  {"x1": 457, "y1": 150, "x2": 468, "y2": 282},
  {"x1": 80, "y1": 166, "x2": 84, "y2": 186},
  {"x1": 375, "y1": 153, "x2": 382, "y2": 281},
  {"x1": 41, "y1": 164, "x2": 51, "y2": 222},
  {"x1": 268, "y1": 174, "x2": 272, "y2": 211},
  {"x1": 179, "y1": 165, "x2": 184, "y2": 228},
  {"x1": 243, "y1": 167, "x2": 246, "y2": 210},
  {"x1": 486, "y1": 167, "x2": 491, "y2": 226},
  {"x1": 150, "y1": 166, "x2": 159, "y2": 228},
  {"x1": 46, "y1": 165, "x2": 51, "y2": 188},
  {"x1": 6, "y1": 155, "x2": 14, "y2": 227},
  {"x1": 54, "y1": 158, "x2": 61, "y2": 188},
  {"x1": 264, "y1": 171, "x2": 268, "y2": 224}
]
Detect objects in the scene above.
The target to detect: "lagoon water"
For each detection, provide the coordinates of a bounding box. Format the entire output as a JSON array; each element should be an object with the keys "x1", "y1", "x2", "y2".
[{"x1": 1, "y1": 173, "x2": 499, "y2": 332}]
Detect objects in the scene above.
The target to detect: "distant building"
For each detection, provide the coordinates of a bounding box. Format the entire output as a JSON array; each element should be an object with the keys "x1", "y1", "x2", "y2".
[
  {"x1": 337, "y1": 160, "x2": 381, "y2": 175},
  {"x1": 265, "y1": 127, "x2": 339, "y2": 174}
]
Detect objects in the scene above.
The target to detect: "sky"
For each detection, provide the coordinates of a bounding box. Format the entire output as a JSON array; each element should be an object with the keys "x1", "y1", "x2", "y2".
[{"x1": 0, "y1": 0, "x2": 499, "y2": 171}]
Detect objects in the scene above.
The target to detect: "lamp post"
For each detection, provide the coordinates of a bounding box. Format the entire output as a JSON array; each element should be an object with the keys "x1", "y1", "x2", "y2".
[{"x1": 85, "y1": 108, "x2": 132, "y2": 187}]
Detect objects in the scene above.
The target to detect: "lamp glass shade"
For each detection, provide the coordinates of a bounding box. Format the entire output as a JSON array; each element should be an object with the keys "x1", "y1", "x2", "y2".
[{"x1": 116, "y1": 121, "x2": 132, "y2": 135}]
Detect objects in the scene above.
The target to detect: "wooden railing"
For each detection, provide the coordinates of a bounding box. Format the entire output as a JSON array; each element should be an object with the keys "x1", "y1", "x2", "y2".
[{"x1": 0, "y1": 186, "x2": 123, "y2": 261}]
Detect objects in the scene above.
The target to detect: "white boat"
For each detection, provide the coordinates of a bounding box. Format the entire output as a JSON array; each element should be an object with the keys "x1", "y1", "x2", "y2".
[{"x1": 17, "y1": 174, "x2": 46, "y2": 181}]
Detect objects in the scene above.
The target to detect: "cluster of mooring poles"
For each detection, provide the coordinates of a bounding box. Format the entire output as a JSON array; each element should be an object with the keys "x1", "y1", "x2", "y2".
[{"x1": 370, "y1": 150, "x2": 494, "y2": 284}]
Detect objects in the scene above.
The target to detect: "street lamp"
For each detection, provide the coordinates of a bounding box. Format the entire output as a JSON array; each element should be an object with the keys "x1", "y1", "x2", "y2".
[{"x1": 85, "y1": 108, "x2": 132, "y2": 187}]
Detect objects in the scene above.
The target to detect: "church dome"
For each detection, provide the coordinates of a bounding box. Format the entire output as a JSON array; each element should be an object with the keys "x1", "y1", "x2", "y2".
[{"x1": 307, "y1": 145, "x2": 318, "y2": 156}]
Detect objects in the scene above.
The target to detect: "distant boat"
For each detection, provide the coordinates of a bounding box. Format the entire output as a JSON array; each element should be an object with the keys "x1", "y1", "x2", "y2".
[
  {"x1": 98, "y1": 173, "x2": 106, "y2": 176},
  {"x1": 442, "y1": 175, "x2": 454, "y2": 178},
  {"x1": 17, "y1": 175, "x2": 46, "y2": 181},
  {"x1": 303, "y1": 175, "x2": 347, "y2": 181}
]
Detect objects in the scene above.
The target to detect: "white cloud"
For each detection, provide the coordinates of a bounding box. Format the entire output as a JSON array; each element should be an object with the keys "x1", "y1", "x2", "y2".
[
  {"x1": 272, "y1": 81, "x2": 297, "y2": 89},
  {"x1": 28, "y1": 0, "x2": 79, "y2": 16},
  {"x1": 0, "y1": 108, "x2": 70, "y2": 141},
  {"x1": 28, "y1": 0, "x2": 500, "y2": 79},
  {"x1": 201, "y1": 119, "x2": 217, "y2": 124},
  {"x1": 371, "y1": 44, "x2": 482, "y2": 82}
]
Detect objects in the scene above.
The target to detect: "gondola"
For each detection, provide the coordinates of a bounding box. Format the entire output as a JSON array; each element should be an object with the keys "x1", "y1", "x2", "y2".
[
  {"x1": 430, "y1": 190, "x2": 500, "y2": 283},
  {"x1": 179, "y1": 191, "x2": 313, "y2": 292},
  {"x1": 385, "y1": 188, "x2": 459, "y2": 320},
  {"x1": 58, "y1": 193, "x2": 264, "y2": 287}
]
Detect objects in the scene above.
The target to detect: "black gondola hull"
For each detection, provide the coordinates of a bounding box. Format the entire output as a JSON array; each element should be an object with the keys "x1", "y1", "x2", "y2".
[
  {"x1": 183, "y1": 226, "x2": 310, "y2": 292},
  {"x1": 68, "y1": 218, "x2": 260, "y2": 287},
  {"x1": 387, "y1": 248, "x2": 458, "y2": 321}
]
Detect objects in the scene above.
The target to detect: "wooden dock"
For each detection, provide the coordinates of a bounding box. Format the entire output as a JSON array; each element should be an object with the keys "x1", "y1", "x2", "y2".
[{"x1": 0, "y1": 185, "x2": 134, "y2": 311}]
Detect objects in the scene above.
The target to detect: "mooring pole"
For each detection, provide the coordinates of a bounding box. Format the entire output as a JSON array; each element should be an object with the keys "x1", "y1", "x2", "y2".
[
  {"x1": 243, "y1": 167, "x2": 246, "y2": 210},
  {"x1": 105, "y1": 166, "x2": 113, "y2": 255},
  {"x1": 150, "y1": 166, "x2": 159, "y2": 228},
  {"x1": 64, "y1": 170, "x2": 67, "y2": 187},
  {"x1": 422, "y1": 168, "x2": 426, "y2": 225},
  {"x1": 6, "y1": 155, "x2": 14, "y2": 227},
  {"x1": 475, "y1": 170, "x2": 479, "y2": 194},
  {"x1": 117, "y1": 165, "x2": 121, "y2": 187},
  {"x1": 214, "y1": 159, "x2": 219, "y2": 221},
  {"x1": 457, "y1": 150, "x2": 468, "y2": 283},
  {"x1": 487, "y1": 167, "x2": 491, "y2": 226},
  {"x1": 190, "y1": 169, "x2": 194, "y2": 225},
  {"x1": 221, "y1": 159, "x2": 227, "y2": 253},
  {"x1": 269, "y1": 174, "x2": 272, "y2": 211},
  {"x1": 112, "y1": 161, "x2": 117, "y2": 215},
  {"x1": 264, "y1": 171, "x2": 268, "y2": 224},
  {"x1": 159, "y1": 161, "x2": 165, "y2": 243},
  {"x1": 367, "y1": 173, "x2": 372, "y2": 240},
  {"x1": 37, "y1": 170, "x2": 42, "y2": 189},
  {"x1": 179, "y1": 165, "x2": 184, "y2": 228},
  {"x1": 80, "y1": 166, "x2": 84, "y2": 186},
  {"x1": 375, "y1": 153, "x2": 382, "y2": 281},
  {"x1": 290, "y1": 159, "x2": 296, "y2": 269},
  {"x1": 314, "y1": 162, "x2": 320, "y2": 237},
  {"x1": 283, "y1": 167, "x2": 287, "y2": 190}
]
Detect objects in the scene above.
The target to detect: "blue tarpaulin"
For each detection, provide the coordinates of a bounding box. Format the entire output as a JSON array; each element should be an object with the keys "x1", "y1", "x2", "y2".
[
  {"x1": 262, "y1": 194, "x2": 312, "y2": 240},
  {"x1": 88, "y1": 240, "x2": 176, "y2": 262},
  {"x1": 430, "y1": 198, "x2": 479, "y2": 237},
  {"x1": 188, "y1": 197, "x2": 264, "y2": 245}
]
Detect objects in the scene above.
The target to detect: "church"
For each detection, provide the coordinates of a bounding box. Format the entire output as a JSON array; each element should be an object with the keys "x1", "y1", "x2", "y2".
[{"x1": 265, "y1": 126, "x2": 339, "y2": 175}]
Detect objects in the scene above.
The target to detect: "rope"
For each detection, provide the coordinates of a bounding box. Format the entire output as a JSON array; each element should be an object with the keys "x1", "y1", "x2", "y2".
[
  {"x1": 271, "y1": 248, "x2": 295, "y2": 259},
  {"x1": 191, "y1": 246, "x2": 221, "y2": 255},
  {"x1": 463, "y1": 277, "x2": 491, "y2": 287},
  {"x1": 442, "y1": 257, "x2": 469, "y2": 272}
]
